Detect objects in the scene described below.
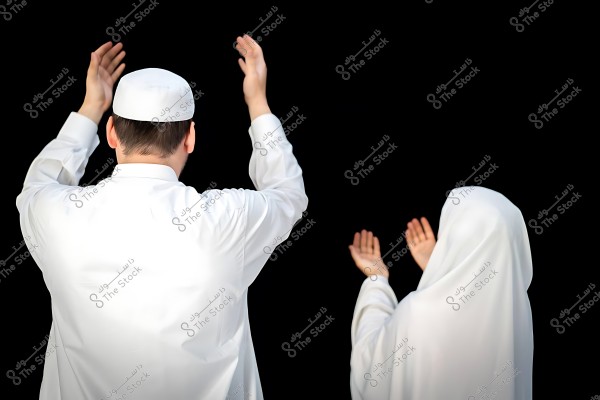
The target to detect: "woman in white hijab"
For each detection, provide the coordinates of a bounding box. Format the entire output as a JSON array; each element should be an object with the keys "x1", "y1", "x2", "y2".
[{"x1": 348, "y1": 186, "x2": 533, "y2": 400}]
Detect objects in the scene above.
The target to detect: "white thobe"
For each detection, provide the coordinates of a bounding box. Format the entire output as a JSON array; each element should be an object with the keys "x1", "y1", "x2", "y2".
[
  {"x1": 350, "y1": 186, "x2": 534, "y2": 400},
  {"x1": 16, "y1": 112, "x2": 308, "y2": 400}
]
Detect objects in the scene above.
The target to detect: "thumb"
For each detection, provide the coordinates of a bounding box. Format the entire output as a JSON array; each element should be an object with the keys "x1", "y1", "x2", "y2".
[
  {"x1": 348, "y1": 245, "x2": 362, "y2": 266},
  {"x1": 237, "y1": 58, "x2": 247, "y2": 75}
]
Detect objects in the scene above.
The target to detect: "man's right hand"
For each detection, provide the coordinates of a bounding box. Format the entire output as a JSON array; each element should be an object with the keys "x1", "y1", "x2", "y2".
[{"x1": 235, "y1": 35, "x2": 270, "y2": 121}]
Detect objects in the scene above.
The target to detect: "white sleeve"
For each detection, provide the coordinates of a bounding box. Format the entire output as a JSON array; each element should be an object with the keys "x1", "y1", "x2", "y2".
[
  {"x1": 350, "y1": 277, "x2": 398, "y2": 399},
  {"x1": 351, "y1": 277, "x2": 398, "y2": 347},
  {"x1": 15, "y1": 112, "x2": 99, "y2": 270},
  {"x1": 16, "y1": 112, "x2": 99, "y2": 213},
  {"x1": 240, "y1": 113, "x2": 309, "y2": 287}
]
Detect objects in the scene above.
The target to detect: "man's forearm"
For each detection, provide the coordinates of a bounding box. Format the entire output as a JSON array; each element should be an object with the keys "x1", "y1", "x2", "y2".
[
  {"x1": 248, "y1": 98, "x2": 271, "y2": 122},
  {"x1": 78, "y1": 103, "x2": 103, "y2": 126}
]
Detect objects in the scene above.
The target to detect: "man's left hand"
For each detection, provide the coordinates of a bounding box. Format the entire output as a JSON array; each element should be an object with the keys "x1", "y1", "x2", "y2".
[{"x1": 79, "y1": 42, "x2": 126, "y2": 124}]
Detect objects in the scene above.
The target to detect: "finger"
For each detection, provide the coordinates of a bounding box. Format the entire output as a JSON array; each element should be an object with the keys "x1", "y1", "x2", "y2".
[
  {"x1": 421, "y1": 217, "x2": 435, "y2": 240},
  {"x1": 406, "y1": 226, "x2": 417, "y2": 249},
  {"x1": 106, "y1": 50, "x2": 126, "y2": 75},
  {"x1": 235, "y1": 36, "x2": 249, "y2": 57},
  {"x1": 407, "y1": 222, "x2": 417, "y2": 242},
  {"x1": 88, "y1": 52, "x2": 100, "y2": 78},
  {"x1": 373, "y1": 236, "x2": 381, "y2": 257},
  {"x1": 241, "y1": 35, "x2": 261, "y2": 64},
  {"x1": 413, "y1": 218, "x2": 426, "y2": 241},
  {"x1": 94, "y1": 42, "x2": 114, "y2": 61},
  {"x1": 237, "y1": 46, "x2": 248, "y2": 58},
  {"x1": 101, "y1": 42, "x2": 124, "y2": 69},
  {"x1": 348, "y1": 245, "x2": 354, "y2": 257},
  {"x1": 348, "y1": 245, "x2": 363, "y2": 268},
  {"x1": 111, "y1": 63, "x2": 126, "y2": 83},
  {"x1": 366, "y1": 231, "x2": 374, "y2": 254},
  {"x1": 360, "y1": 229, "x2": 368, "y2": 252},
  {"x1": 352, "y1": 232, "x2": 360, "y2": 249},
  {"x1": 243, "y1": 34, "x2": 259, "y2": 51},
  {"x1": 235, "y1": 42, "x2": 248, "y2": 57}
]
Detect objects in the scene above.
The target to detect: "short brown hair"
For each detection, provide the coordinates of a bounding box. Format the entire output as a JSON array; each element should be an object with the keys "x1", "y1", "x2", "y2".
[{"x1": 112, "y1": 113, "x2": 192, "y2": 158}]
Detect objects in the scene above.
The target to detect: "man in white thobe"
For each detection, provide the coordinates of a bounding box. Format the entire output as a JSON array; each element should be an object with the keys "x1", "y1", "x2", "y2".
[{"x1": 16, "y1": 36, "x2": 307, "y2": 399}]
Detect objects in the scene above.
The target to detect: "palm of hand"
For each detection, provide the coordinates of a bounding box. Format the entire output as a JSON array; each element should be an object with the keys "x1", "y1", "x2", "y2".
[
  {"x1": 408, "y1": 238, "x2": 436, "y2": 270},
  {"x1": 82, "y1": 42, "x2": 126, "y2": 117},
  {"x1": 406, "y1": 217, "x2": 437, "y2": 271},
  {"x1": 97, "y1": 66, "x2": 115, "y2": 112},
  {"x1": 355, "y1": 250, "x2": 385, "y2": 275},
  {"x1": 349, "y1": 230, "x2": 388, "y2": 279}
]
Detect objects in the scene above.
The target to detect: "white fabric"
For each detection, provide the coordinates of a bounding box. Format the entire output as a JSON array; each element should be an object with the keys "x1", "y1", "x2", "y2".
[
  {"x1": 113, "y1": 68, "x2": 194, "y2": 122},
  {"x1": 16, "y1": 112, "x2": 307, "y2": 399},
  {"x1": 350, "y1": 186, "x2": 533, "y2": 400}
]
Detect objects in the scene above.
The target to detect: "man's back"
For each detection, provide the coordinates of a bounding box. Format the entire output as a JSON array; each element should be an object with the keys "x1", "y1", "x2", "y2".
[{"x1": 16, "y1": 38, "x2": 307, "y2": 398}]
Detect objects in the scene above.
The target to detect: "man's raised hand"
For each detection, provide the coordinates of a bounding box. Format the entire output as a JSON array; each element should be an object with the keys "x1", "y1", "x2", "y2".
[
  {"x1": 235, "y1": 35, "x2": 270, "y2": 120},
  {"x1": 79, "y1": 42, "x2": 126, "y2": 125}
]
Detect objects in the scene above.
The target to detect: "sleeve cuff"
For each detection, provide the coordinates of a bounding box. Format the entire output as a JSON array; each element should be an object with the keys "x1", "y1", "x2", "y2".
[
  {"x1": 248, "y1": 113, "x2": 283, "y2": 141},
  {"x1": 363, "y1": 275, "x2": 390, "y2": 287},
  {"x1": 57, "y1": 112, "x2": 100, "y2": 149}
]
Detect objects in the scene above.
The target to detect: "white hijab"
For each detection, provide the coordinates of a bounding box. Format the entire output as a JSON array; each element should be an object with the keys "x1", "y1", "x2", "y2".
[{"x1": 350, "y1": 186, "x2": 534, "y2": 400}]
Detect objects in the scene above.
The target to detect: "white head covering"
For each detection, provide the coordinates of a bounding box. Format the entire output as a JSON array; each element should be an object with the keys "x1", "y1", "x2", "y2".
[
  {"x1": 113, "y1": 68, "x2": 194, "y2": 123},
  {"x1": 351, "y1": 186, "x2": 533, "y2": 400}
]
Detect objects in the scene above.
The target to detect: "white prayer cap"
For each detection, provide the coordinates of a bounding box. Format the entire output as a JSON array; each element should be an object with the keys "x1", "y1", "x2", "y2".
[{"x1": 113, "y1": 68, "x2": 194, "y2": 123}]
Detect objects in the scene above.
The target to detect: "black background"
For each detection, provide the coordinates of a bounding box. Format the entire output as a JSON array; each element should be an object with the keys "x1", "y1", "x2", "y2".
[{"x1": 0, "y1": 0, "x2": 597, "y2": 399}]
